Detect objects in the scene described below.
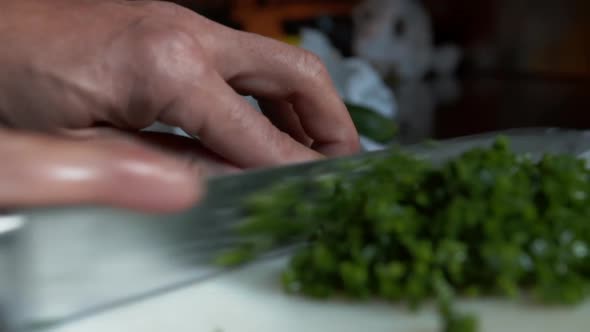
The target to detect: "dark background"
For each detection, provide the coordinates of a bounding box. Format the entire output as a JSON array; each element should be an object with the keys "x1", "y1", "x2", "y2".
[{"x1": 165, "y1": 0, "x2": 590, "y2": 142}]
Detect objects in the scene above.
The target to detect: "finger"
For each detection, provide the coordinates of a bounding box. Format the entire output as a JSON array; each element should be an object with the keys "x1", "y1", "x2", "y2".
[
  {"x1": 159, "y1": 74, "x2": 323, "y2": 168},
  {"x1": 0, "y1": 129, "x2": 203, "y2": 212},
  {"x1": 134, "y1": 131, "x2": 242, "y2": 177},
  {"x1": 60, "y1": 127, "x2": 241, "y2": 177},
  {"x1": 217, "y1": 32, "x2": 360, "y2": 156},
  {"x1": 257, "y1": 98, "x2": 313, "y2": 147}
]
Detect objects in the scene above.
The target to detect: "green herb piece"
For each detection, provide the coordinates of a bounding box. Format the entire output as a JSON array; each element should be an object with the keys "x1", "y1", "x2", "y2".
[
  {"x1": 346, "y1": 103, "x2": 398, "y2": 143},
  {"x1": 214, "y1": 247, "x2": 255, "y2": 267},
  {"x1": 443, "y1": 312, "x2": 478, "y2": 332}
]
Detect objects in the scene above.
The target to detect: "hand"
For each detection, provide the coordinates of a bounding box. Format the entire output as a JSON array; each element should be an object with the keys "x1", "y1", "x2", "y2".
[{"x1": 0, "y1": 0, "x2": 360, "y2": 212}]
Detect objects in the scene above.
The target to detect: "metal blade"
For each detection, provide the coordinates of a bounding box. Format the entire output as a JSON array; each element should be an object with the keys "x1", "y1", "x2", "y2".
[{"x1": 1, "y1": 128, "x2": 590, "y2": 331}]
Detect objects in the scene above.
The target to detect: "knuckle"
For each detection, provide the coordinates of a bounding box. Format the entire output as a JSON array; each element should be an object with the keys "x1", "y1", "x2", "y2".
[
  {"x1": 297, "y1": 50, "x2": 330, "y2": 82},
  {"x1": 139, "y1": 0, "x2": 191, "y2": 19},
  {"x1": 129, "y1": 20, "x2": 210, "y2": 80}
]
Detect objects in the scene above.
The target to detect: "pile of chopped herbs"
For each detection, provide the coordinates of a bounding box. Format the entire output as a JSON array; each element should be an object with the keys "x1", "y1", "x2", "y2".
[{"x1": 216, "y1": 137, "x2": 590, "y2": 332}]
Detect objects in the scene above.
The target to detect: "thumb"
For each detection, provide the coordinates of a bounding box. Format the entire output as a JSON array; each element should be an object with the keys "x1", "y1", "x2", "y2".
[{"x1": 0, "y1": 129, "x2": 204, "y2": 213}]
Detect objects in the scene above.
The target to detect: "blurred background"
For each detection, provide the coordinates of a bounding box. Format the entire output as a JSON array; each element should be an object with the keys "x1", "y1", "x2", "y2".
[{"x1": 164, "y1": 0, "x2": 589, "y2": 145}]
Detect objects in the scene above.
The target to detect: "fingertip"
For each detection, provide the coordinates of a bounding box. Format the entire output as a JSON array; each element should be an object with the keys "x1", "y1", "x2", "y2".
[
  {"x1": 114, "y1": 155, "x2": 206, "y2": 213},
  {"x1": 312, "y1": 130, "x2": 361, "y2": 157},
  {"x1": 271, "y1": 133, "x2": 325, "y2": 166}
]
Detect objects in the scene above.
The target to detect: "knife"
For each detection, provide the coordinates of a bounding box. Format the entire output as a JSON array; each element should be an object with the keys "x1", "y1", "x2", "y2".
[{"x1": 1, "y1": 128, "x2": 589, "y2": 332}]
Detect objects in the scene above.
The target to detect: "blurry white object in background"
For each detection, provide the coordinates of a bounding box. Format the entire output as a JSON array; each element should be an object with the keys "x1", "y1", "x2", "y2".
[
  {"x1": 351, "y1": 0, "x2": 463, "y2": 144},
  {"x1": 299, "y1": 28, "x2": 396, "y2": 121},
  {"x1": 299, "y1": 28, "x2": 397, "y2": 151},
  {"x1": 352, "y1": 0, "x2": 461, "y2": 81}
]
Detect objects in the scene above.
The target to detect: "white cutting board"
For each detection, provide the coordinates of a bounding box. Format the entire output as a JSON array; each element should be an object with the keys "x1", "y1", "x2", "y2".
[{"x1": 50, "y1": 256, "x2": 590, "y2": 332}]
